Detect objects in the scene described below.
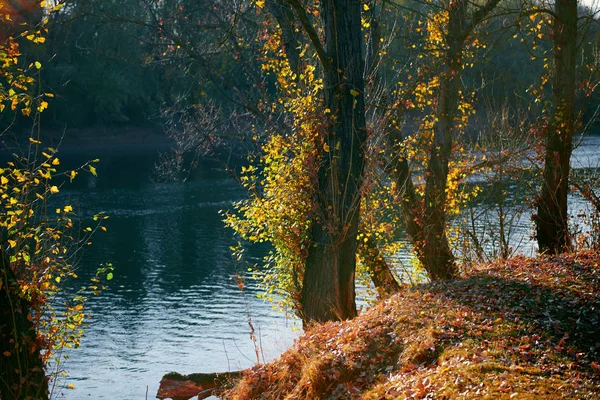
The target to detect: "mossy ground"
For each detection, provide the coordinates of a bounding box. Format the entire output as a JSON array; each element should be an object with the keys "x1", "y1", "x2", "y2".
[{"x1": 224, "y1": 252, "x2": 600, "y2": 399}]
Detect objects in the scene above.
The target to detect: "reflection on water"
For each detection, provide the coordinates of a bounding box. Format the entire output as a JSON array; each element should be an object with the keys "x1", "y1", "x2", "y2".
[
  {"x1": 52, "y1": 153, "x2": 299, "y2": 399},
  {"x1": 50, "y1": 135, "x2": 599, "y2": 399}
]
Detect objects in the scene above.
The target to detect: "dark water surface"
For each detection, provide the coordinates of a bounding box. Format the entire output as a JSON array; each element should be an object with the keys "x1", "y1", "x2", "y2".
[
  {"x1": 49, "y1": 135, "x2": 599, "y2": 399},
  {"x1": 50, "y1": 150, "x2": 299, "y2": 399}
]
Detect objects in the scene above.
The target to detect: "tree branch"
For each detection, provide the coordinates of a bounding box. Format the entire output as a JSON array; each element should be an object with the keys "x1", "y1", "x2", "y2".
[{"x1": 284, "y1": 0, "x2": 331, "y2": 72}]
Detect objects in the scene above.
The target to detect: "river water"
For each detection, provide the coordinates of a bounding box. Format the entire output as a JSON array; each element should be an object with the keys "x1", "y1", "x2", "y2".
[
  {"x1": 50, "y1": 135, "x2": 599, "y2": 399},
  {"x1": 49, "y1": 149, "x2": 299, "y2": 399}
]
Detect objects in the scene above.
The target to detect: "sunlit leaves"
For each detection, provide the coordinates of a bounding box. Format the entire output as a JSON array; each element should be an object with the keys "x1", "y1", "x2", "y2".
[
  {"x1": 225, "y1": 29, "x2": 325, "y2": 313},
  {"x1": 0, "y1": 66, "x2": 110, "y2": 390}
]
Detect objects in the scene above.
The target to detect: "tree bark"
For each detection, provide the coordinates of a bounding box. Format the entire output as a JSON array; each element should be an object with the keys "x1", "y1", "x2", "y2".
[
  {"x1": 360, "y1": 1, "x2": 402, "y2": 297},
  {"x1": 536, "y1": 0, "x2": 577, "y2": 254},
  {"x1": 417, "y1": 0, "x2": 500, "y2": 279},
  {"x1": 300, "y1": 0, "x2": 367, "y2": 324},
  {"x1": 0, "y1": 252, "x2": 48, "y2": 400},
  {"x1": 420, "y1": 0, "x2": 468, "y2": 280},
  {"x1": 266, "y1": 0, "x2": 301, "y2": 74},
  {"x1": 358, "y1": 236, "x2": 401, "y2": 298}
]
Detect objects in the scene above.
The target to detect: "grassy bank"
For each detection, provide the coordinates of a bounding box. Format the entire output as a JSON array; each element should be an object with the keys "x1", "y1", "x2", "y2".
[{"x1": 224, "y1": 252, "x2": 600, "y2": 399}]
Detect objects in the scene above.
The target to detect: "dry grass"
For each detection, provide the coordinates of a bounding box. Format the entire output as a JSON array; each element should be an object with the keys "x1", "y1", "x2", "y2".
[{"x1": 223, "y1": 252, "x2": 600, "y2": 399}]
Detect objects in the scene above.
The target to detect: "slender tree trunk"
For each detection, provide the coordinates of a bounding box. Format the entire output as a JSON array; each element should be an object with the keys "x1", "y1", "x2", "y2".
[
  {"x1": 358, "y1": 236, "x2": 401, "y2": 297},
  {"x1": 536, "y1": 0, "x2": 577, "y2": 254},
  {"x1": 421, "y1": 0, "x2": 468, "y2": 280},
  {"x1": 360, "y1": 2, "x2": 401, "y2": 297},
  {"x1": 386, "y1": 153, "x2": 429, "y2": 260},
  {"x1": 0, "y1": 253, "x2": 48, "y2": 400},
  {"x1": 300, "y1": 0, "x2": 367, "y2": 323}
]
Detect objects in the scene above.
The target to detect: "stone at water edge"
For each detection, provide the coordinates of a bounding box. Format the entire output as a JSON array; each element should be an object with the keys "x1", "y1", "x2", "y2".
[
  {"x1": 157, "y1": 371, "x2": 245, "y2": 400},
  {"x1": 157, "y1": 375, "x2": 205, "y2": 400}
]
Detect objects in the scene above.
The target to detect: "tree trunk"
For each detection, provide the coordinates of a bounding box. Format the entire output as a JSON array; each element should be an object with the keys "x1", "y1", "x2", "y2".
[
  {"x1": 420, "y1": 0, "x2": 467, "y2": 280},
  {"x1": 0, "y1": 253, "x2": 48, "y2": 400},
  {"x1": 358, "y1": 236, "x2": 401, "y2": 298},
  {"x1": 536, "y1": 0, "x2": 577, "y2": 254},
  {"x1": 300, "y1": 0, "x2": 367, "y2": 324},
  {"x1": 360, "y1": 2, "x2": 402, "y2": 297}
]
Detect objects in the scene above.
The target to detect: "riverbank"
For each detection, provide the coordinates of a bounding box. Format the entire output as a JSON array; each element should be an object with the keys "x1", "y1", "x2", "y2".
[
  {"x1": 1, "y1": 127, "x2": 173, "y2": 154},
  {"x1": 220, "y1": 252, "x2": 599, "y2": 399}
]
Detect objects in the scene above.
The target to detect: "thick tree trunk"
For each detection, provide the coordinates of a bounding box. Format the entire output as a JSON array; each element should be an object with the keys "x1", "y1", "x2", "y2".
[
  {"x1": 536, "y1": 0, "x2": 577, "y2": 254},
  {"x1": 0, "y1": 253, "x2": 48, "y2": 400},
  {"x1": 300, "y1": 0, "x2": 367, "y2": 324},
  {"x1": 302, "y1": 221, "x2": 359, "y2": 322}
]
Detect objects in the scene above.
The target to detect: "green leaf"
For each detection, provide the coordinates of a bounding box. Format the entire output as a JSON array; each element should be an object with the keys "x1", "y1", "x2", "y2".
[
  {"x1": 35, "y1": 61, "x2": 42, "y2": 69},
  {"x1": 106, "y1": 272, "x2": 113, "y2": 281}
]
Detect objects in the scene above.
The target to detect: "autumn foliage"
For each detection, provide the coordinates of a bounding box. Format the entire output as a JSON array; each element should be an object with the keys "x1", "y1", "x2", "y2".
[
  {"x1": 224, "y1": 252, "x2": 600, "y2": 399},
  {"x1": 1, "y1": 12, "x2": 110, "y2": 398}
]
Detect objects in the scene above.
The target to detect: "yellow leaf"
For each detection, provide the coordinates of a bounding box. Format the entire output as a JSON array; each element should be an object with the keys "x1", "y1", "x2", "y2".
[
  {"x1": 255, "y1": 0, "x2": 264, "y2": 8},
  {"x1": 69, "y1": 170, "x2": 77, "y2": 182},
  {"x1": 8, "y1": 240, "x2": 16, "y2": 248},
  {"x1": 89, "y1": 165, "x2": 97, "y2": 176},
  {"x1": 363, "y1": 3, "x2": 369, "y2": 11},
  {"x1": 52, "y1": 158, "x2": 59, "y2": 165},
  {"x1": 64, "y1": 205, "x2": 73, "y2": 213},
  {"x1": 50, "y1": 186, "x2": 59, "y2": 194},
  {"x1": 0, "y1": 176, "x2": 8, "y2": 185},
  {"x1": 55, "y1": 276, "x2": 61, "y2": 283}
]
